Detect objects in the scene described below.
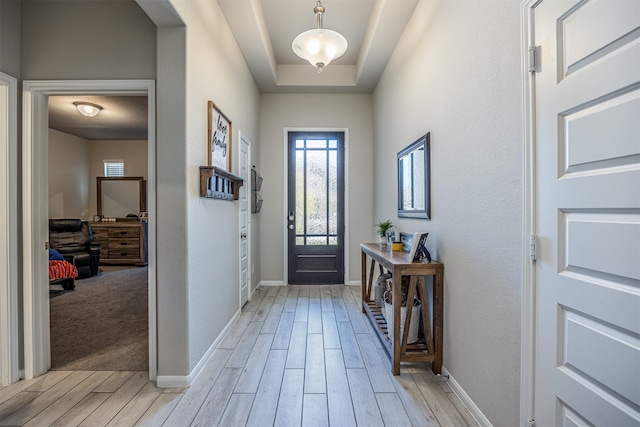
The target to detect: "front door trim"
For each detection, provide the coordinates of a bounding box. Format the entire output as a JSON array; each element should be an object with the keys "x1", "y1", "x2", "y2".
[
  {"x1": 283, "y1": 128, "x2": 349, "y2": 285},
  {"x1": 22, "y1": 79, "x2": 157, "y2": 381}
]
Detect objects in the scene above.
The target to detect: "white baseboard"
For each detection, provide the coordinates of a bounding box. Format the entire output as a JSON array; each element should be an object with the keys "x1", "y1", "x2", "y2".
[
  {"x1": 156, "y1": 309, "x2": 241, "y2": 388},
  {"x1": 442, "y1": 366, "x2": 492, "y2": 427},
  {"x1": 155, "y1": 375, "x2": 189, "y2": 388},
  {"x1": 259, "y1": 280, "x2": 285, "y2": 287},
  {"x1": 346, "y1": 280, "x2": 361, "y2": 287}
]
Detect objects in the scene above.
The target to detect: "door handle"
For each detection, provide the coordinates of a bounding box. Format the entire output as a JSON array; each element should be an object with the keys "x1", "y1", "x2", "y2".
[
  {"x1": 240, "y1": 233, "x2": 247, "y2": 239},
  {"x1": 288, "y1": 224, "x2": 294, "y2": 230}
]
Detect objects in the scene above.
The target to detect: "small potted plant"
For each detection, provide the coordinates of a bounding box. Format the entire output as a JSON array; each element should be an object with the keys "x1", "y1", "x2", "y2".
[{"x1": 375, "y1": 219, "x2": 394, "y2": 245}]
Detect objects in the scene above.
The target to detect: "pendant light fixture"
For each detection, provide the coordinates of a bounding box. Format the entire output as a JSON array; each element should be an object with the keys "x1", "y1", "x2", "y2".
[
  {"x1": 73, "y1": 101, "x2": 103, "y2": 118},
  {"x1": 292, "y1": 0, "x2": 348, "y2": 73}
]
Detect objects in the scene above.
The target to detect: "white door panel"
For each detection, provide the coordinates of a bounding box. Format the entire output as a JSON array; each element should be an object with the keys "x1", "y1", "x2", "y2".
[
  {"x1": 239, "y1": 134, "x2": 250, "y2": 306},
  {"x1": 533, "y1": 0, "x2": 640, "y2": 425}
]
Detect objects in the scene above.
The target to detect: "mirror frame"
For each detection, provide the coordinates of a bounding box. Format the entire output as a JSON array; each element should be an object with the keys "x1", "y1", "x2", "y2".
[
  {"x1": 397, "y1": 132, "x2": 431, "y2": 219},
  {"x1": 97, "y1": 176, "x2": 145, "y2": 219}
]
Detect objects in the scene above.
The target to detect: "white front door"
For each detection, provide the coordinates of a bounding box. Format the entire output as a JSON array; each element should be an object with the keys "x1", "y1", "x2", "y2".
[
  {"x1": 239, "y1": 134, "x2": 251, "y2": 306},
  {"x1": 533, "y1": 0, "x2": 640, "y2": 425}
]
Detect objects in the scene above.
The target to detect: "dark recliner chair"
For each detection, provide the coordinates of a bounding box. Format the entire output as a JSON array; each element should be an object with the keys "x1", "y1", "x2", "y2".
[{"x1": 49, "y1": 219, "x2": 101, "y2": 279}]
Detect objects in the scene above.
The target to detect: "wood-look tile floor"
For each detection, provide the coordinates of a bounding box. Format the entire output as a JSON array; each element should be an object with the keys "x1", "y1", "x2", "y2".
[{"x1": 0, "y1": 285, "x2": 479, "y2": 426}]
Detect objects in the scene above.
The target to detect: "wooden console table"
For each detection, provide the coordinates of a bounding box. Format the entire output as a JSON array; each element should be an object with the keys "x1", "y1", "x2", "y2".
[{"x1": 361, "y1": 243, "x2": 444, "y2": 375}]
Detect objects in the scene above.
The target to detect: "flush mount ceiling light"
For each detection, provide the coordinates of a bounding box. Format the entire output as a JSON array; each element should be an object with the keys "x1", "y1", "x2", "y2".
[
  {"x1": 73, "y1": 101, "x2": 103, "y2": 118},
  {"x1": 292, "y1": 0, "x2": 348, "y2": 73}
]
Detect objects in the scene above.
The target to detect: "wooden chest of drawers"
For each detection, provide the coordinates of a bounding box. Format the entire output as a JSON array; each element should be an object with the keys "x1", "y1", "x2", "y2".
[{"x1": 91, "y1": 222, "x2": 148, "y2": 266}]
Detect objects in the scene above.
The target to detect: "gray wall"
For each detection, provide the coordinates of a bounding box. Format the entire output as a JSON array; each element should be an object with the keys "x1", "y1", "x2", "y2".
[
  {"x1": 0, "y1": 0, "x2": 21, "y2": 77},
  {"x1": 161, "y1": 0, "x2": 261, "y2": 372},
  {"x1": 259, "y1": 93, "x2": 374, "y2": 284},
  {"x1": 20, "y1": 0, "x2": 155, "y2": 80},
  {"x1": 48, "y1": 129, "x2": 90, "y2": 219},
  {"x1": 47, "y1": 130, "x2": 149, "y2": 221},
  {"x1": 373, "y1": 0, "x2": 523, "y2": 425}
]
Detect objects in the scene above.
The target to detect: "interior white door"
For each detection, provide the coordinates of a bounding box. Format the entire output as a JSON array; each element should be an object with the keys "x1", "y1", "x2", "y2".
[
  {"x1": 533, "y1": 0, "x2": 640, "y2": 425},
  {"x1": 239, "y1": 134, "x2": 251, "y2": 306}
]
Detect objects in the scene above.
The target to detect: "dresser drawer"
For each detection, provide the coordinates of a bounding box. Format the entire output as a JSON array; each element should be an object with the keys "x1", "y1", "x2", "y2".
[
  {"x1": 107, "y1": 247, "x2": 141, "y2": 259},
  {"x1": 108, "y1": 238, "x2": 140, "y2": 250},
  {"x1": 93, "y1": 229, "x2": 109, "y2": 241},
  {"x1": 108, "y1": 228, "x2": 140, "y2": 239}
]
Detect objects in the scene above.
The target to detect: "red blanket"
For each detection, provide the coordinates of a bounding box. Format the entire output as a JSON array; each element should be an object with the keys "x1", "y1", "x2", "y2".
[{"x1": 49, "y1": 260, "x2": 78, "y2": 281}]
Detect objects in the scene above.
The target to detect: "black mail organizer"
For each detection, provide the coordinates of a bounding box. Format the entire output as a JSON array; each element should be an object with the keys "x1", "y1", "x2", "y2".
[
  {"x1": 251, "y1": 167, "x2": 263, "y2": 213},
  {"x1": 199, "y1": 166, "x2": 244, "y2": 201}
]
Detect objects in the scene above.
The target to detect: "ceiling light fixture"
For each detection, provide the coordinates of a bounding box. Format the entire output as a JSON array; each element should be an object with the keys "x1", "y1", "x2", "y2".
[
  {"x1": 73, "y1": 101, "x2": 103, "y2": 118},
  {"x1": 292, "y1": 0, "x2": 347, "y2": 73}
]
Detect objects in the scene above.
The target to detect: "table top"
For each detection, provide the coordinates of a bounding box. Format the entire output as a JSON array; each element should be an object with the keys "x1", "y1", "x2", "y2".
[{"x1": 361, "y1": 243, "x2": 443, "y2": 271}]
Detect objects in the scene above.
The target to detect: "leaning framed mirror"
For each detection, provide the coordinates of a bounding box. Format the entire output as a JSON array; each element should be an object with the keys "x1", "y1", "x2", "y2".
[
  {"x1": 97, "y1": 176, "x2": 145, "y2": 219},
  {"x1": 397, "y1": 132, "x2": 430, "y2": 219}
]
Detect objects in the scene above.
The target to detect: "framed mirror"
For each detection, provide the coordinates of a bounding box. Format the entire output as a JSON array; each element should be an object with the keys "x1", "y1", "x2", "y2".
[
  {"x1": 97, "y1": 177, "x2": 145, "y2": 219},
  {"x1": 397, "y1": 132, "x2": 430, "y2": 219}
]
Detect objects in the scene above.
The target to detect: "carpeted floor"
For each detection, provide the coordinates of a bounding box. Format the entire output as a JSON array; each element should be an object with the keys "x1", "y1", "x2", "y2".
[{"x1": 49, "y1": 266, "x2": 149, "y2": 371}]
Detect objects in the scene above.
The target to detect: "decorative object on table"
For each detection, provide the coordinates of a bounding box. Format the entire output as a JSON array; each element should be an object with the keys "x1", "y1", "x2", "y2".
[
  {"x1": 208, "y1": 101, "x2": 232, "y2": 171},
  {"x1": 391, "y1": 241, "x2": 403, "y2": 251},
  {"x1": 408, "y1": 232, "x2": 431, "y2": 262},
  {"x1": 385, "y1": 227, "x2": 398, "y2": 246},
  {"x1": 375, "y1": 219, "x2": 394, "y2": 244},
  {"x1": 383, "y1": 290, "x2": 421, "y2": 344},
  {"x1": 397, "y1": 132, "x2": 430, "y2": 219},
  {"x1": 400, "y1": 232, "x2": 413, "y2": 252},
  {"x1": 375, "y1": 273, "x2": 392, "y2": 309}
]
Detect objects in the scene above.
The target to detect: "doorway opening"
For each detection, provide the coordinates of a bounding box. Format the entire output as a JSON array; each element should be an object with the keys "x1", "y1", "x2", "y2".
[
  {"x1": 47, "y1": 95, "x2": 149, "y2": 371},
  {"x1": 22, "y1": 80, "x2": 157, "y2": 381}
]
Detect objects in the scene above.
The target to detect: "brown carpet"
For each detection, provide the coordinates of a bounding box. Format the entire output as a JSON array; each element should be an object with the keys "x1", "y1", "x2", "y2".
[{"x1": 49, "y1": 266, "x2": 149, "y2": 371}]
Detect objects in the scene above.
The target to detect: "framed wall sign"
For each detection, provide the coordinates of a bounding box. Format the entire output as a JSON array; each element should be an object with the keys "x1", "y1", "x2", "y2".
[{"x1": 208, "y1": 101, "x2": 232, "y2": 171}]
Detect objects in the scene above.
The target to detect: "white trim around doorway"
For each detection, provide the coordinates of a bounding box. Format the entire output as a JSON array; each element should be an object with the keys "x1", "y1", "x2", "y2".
[
  {"x1": 22, "y1": 79, "x2": 158, "y2": 381},
  {"x1": 282, "y1": 127, "x2": 350, "y2": 286},
  {"x1": 520, "y1": 0, "x2": 537, "y2": 424},
  {"x1": 0, "y1": 71, "x2": 19, "y2": 385}
]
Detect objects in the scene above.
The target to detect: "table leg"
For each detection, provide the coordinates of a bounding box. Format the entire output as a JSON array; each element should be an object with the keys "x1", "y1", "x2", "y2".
[
  {"x1": 361, "y1": 251, "x2": 366, "y2": 313},
  {"x1": 433, "y1": 269, "x2": 443, "y2": 375},
  {"x1": 392, "y1": 272, "x2": 401, "y2": 375},
  {"x1": 416, "y1": 276, "x2": 433, "y2": 354},
  {"x1": 367, "y1": 259, "x2": 376, "y2": 301},
  {"x1": 401, "y1": 275, "x2": 418, "y2": 355}
]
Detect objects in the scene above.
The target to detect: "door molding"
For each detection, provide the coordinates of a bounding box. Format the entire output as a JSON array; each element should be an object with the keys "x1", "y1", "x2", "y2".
[
  {"x1": 282, "y1": 127, "x2": 350, "y2": 285},
  {"x1": 0, "y1": 71, "x2": 19, "y2": 385},
  {"x1": 239, "y1": 131, "x2": 252, "y2": 304},
  {"x1": 520, "y1": 0, "x2": 538, "y2": 424},
  {"x1": 22, "y1": 79, "x2": 157, "y2": 380}
]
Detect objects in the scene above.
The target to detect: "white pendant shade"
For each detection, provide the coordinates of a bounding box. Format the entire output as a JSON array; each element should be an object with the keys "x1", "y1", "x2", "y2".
[
  {"x1": 292, "y1": 28, "x2": 348, "y2": 70},
  {"x1": 292, "y1": 0, "x2": 348, "y2": 72}
]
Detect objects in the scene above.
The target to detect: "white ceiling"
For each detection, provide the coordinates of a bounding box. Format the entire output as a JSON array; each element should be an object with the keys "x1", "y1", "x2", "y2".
[
  {"x1": 218, "y1": 0, "x2": 418, "y2": 93},
  {"x1": 48, "y1": 95, "x2": 148, "y2": 140},
  {"x1": 48, "y1": 0, "x2": 417, "y2": 140}
]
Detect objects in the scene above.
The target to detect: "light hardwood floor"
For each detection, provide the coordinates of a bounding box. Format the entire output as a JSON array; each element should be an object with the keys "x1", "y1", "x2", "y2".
[{"x1": 0, "y1": 285, "x2": 479, "y2": 426}]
